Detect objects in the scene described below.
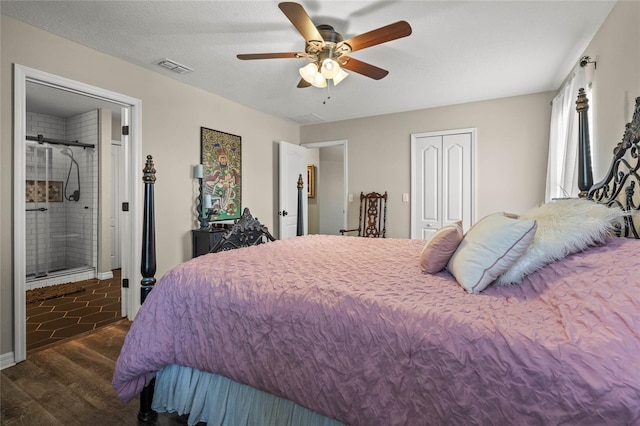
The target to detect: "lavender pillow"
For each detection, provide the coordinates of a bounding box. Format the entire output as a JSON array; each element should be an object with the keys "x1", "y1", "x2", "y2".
[{"x1": 419, "y1": 221, "x2": 464, "y2": 273}]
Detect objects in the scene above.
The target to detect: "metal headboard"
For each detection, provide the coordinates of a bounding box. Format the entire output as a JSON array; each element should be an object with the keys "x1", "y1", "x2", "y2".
[
  {"x1": 581, "y1": 94, "x2": 640, "y2": 238},
  {"x1": 209, "y1": 207, "x2": 276, "y2": 253}
]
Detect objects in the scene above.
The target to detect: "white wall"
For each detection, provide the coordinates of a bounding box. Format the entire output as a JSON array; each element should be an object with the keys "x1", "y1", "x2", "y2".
[
  {"x1": 318, "y1": 145, "x2": 344, "y2": 235},
  {"x1": 302, "y1": 91, "x2": 555, "y2": 238},
  {"x1": 580, "y1": 0, "x2": 640, "y2": 180}
]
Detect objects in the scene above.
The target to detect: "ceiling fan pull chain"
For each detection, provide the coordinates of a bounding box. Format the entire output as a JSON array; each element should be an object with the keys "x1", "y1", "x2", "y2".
[{"x1": 323, "y1": 83, "x2": 331, "y2": 105}]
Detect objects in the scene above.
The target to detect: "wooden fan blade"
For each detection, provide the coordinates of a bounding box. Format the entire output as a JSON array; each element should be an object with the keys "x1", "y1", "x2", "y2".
[
  {"x1": 297, "y1": 78, "x2": 311, "y2": 88},
  {"x1": 278, "y1": 2, "x2": 324, "y2": 43},
  {"x1": 340, "y1": 57, "x2": 389, "y2": 80},
  {"x1": 237, "y1": 52, "x2": 304, "y2": 60},
  {"x1": 341, "y1": 21, "x2": 412, "y2": 53}
]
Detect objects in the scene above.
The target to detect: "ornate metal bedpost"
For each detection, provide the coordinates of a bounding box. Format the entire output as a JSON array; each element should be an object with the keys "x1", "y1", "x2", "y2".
[
  {"x1": 576, "y1": 88, "x2": 594, "y2": 197},
  {"x1": 138, "y1": 155, "x2": 157, "y2": 422},
  {"x1": 141, "y1": 155, "x2": 157, "y2": 301},
  {"x1": 297, "y1": 174, "x2": 304, "y2": 236}
]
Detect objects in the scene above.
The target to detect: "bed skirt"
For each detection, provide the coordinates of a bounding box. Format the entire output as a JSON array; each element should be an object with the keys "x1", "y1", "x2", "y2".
[{"x1": 152, "y1": 364, "x2": 345, "y2": 426}]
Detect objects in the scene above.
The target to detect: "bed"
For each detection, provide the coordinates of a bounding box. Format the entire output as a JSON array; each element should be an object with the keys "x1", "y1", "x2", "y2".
[{"x1": 113, "y1": 93, "x2": 640, "y2": 425}]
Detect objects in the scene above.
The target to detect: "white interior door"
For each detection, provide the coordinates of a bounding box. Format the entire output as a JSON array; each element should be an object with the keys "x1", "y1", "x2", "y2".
[
  {"x1": 413, "y1": 135, "x2": 442, "y2": 239},
  {"x1": 110, "y1": 141, "x2": 123, "y2": 269},
  {"x1": 411, "y1": 129, "x2": 475, "y2": 239},
  {"x1": 279, "y1": 141, "x2": 307, "y2": 239},
  {"x1": 442, "y1": 132, "x2": 473, "y2": 229}
]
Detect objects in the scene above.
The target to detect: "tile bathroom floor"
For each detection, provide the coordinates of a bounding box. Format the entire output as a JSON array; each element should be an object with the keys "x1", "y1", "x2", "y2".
[{"x1": 26, "y1": 270, "x2": 123, "y2": 352}]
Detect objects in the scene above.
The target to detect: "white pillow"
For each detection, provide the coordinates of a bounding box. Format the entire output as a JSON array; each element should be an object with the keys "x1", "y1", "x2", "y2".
[
  {"x1": 496, "y1": 198, "x2": 628, "y2": 285},
  {"x1": 447, "y1": 213, "x2": 537, "y2": 294}
]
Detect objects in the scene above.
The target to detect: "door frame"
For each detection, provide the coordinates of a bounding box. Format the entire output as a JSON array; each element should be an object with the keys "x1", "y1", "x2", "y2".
[
  {"x1": 12, "y1": 64, "x2": 142, "y2": 364},
  {"x1": 111, "y1": 140, "x2": 124, "y2": 269},
  {"x1": 301, "y1": 140, "x2": 348, "y2": 231}
]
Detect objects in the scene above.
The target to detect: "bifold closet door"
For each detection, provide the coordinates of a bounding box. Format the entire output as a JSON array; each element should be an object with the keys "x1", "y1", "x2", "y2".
[{"x1": 411, "y1": 130, "x2": 474, "y2": 240}]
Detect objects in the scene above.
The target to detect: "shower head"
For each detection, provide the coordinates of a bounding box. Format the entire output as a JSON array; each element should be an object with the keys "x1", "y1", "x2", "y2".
[{"x1": 60, "y1": 146, "x2": 81, "y2": 202}]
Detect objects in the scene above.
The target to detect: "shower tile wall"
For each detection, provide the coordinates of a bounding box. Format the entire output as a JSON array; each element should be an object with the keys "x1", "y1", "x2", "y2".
[
  {"x1": 66, "y1": 111, "x2": 98, "y2": 272},
  {"x1": 26, "y1": 111, "x2": 98, "y2": 287}
]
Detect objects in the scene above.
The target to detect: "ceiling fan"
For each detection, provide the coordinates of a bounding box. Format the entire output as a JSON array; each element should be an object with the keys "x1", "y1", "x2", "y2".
[{"x1": 237, "y1": 2, "x2": 412, "y2": 88}]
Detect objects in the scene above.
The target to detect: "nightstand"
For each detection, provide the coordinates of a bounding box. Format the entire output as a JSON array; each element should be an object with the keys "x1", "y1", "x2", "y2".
[{"x1": 191, "y1": 225, "x2": 231, "y2": 258}]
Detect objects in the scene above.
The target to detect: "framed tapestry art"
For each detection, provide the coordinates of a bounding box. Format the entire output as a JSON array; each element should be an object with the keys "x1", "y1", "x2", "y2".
[{"x1": 200, "y1": 127, "x2": 241, "y2": 221}]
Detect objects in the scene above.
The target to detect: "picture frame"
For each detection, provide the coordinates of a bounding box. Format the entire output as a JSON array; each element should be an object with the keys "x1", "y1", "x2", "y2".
[
  {"x1": 307, "y1": 164, "x2": 315, "y2": 198},
  {"x1": 200, "y1": 127, "x2": 242, "y2": 221}
]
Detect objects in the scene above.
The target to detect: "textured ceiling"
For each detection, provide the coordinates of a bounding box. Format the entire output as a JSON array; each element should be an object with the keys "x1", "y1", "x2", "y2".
[{"x1": 2, "y1": 1, "x2": 616, "y2": 124}]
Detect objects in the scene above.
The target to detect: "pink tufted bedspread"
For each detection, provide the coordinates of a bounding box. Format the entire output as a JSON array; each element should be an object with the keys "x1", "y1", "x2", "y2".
[{"x1": 113, "y1": 235, "x2": 640, "y2": 424}]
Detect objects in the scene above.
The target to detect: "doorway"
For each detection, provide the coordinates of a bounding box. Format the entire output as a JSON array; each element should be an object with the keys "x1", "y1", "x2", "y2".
[
  {"x1": 13, "y1": 64, "x2": 143, "y2": 364},
  {"x1": 302, "y1": 140, "x2": 348, "y2": 234}
]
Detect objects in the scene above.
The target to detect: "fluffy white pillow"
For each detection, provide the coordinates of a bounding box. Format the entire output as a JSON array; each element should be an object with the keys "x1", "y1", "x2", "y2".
[
  {"x1": 447, "y1": 213, "x2": 537, "y2": 294},
  {"x1": 496, "y1": 198, "x2": 628, "y2": 285},
  {"x1": 419, "y1": 221, "x2": 464, "y2": 274}
]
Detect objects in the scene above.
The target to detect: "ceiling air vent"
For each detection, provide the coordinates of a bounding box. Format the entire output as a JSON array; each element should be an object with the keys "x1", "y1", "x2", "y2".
[
  {"x1": 290, "y1": 113, "x2": 325, "y2": 125},
  {"x1": 156, "y1": 58, "x2": 193, "y2": 74}
]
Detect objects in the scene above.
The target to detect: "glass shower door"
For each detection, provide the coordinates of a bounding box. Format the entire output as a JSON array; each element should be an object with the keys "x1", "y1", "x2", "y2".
[{"x1": 25, "y1": 142, "x2": 52, "y2": 280}]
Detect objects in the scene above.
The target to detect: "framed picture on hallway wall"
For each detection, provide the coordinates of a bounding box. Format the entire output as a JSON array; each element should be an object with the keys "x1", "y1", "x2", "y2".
[
  {"x1": 200, "y1": 127, "x2": 242, "y2": 221},
  {"x1": 307, "y1": 165, "x2": 315, "y2": 198}
]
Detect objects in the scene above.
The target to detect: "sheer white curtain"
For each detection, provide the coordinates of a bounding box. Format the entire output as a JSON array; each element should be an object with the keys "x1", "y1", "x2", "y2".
[{"x1": 545, "y1": 66, "x2": 588, "y2": 201}]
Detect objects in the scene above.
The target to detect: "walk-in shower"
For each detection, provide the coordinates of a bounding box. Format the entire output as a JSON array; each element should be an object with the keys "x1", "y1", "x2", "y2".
[{"x1": 25, "y1": 110, "x2": 99, "y2": 290}]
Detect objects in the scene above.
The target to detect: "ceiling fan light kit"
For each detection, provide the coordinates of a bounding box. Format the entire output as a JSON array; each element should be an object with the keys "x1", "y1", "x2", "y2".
[
  {"x1": 299, "y1": 55, "x2": 347, "y2": 88},
  {"x1": 237, "y1": 2, "x2": 412, "y2": 89}
]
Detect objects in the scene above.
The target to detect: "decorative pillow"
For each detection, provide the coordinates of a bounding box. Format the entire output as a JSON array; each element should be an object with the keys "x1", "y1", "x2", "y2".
[
  {"x1": 419, "y1": 221, "x2": 464, "y2": 273},
  {"x1": 496, "y1": 198, "x2": 628, "y2": 285},
  {"x1": 447, "y1": 213, "x2": 537, "y2": 294}
]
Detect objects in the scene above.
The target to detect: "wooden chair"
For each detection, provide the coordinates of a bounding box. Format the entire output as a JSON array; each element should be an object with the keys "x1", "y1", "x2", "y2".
[
  {"x1": 340, "y1": 191, "x2": 388, "y2": 238},
  {"x1": 209, "y1": 207, "x2": 276, "y2": 253}
]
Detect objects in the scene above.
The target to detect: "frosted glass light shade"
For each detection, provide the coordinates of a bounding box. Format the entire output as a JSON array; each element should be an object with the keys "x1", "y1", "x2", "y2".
[
  {"x1": 299, "y1": 63, "x2": 319, "y2": 84},
  {"x1": 321, "y1": 58, "x2": 340, "y2": 79},
  {"x1": 333, "y1": 68, "x2": 349, "y2": 86},
  {"x1": 311, "y1": 72, "x2": 327, "y2": 88}
]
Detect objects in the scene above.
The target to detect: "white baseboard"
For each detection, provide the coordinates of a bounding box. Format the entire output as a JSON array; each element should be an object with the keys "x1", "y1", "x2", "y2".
[
  {"x1": 97, "y1": 270, "x2": 114, "y2": 280},
  {"x1": 0, "y1": 351, "x2": 16, "y2": 370}
]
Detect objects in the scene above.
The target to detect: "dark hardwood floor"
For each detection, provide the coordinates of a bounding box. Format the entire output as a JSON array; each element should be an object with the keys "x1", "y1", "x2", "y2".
[{"x1": 1, "y1": 320, "x2": 191, "y2": 426}]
